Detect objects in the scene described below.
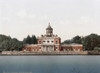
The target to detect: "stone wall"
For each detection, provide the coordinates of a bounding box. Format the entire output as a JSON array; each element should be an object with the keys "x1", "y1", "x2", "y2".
[
  {"x1": 88, "y1": 51, "x2": 100, "y2": 55},
  {"x1": 1, "y1": 51, "x2": 89, "y2": 55}
]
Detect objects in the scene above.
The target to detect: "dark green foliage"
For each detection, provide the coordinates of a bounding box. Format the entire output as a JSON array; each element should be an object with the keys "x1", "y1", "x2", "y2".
[
  {"x1": 62, "y1": 40, "x2": 72, "y2": 44},
  {"x1": 23, "y1": 35, "x2": 37, "y2": 44},
  {"x1": 83, "y1": 34, "x2": 100, "y2": 50},
  {"x1": 31, "y1": 35, "x2": 37, "y2": 44},
  {"x1": 23, "y1": 35, "x2": 31, "y2": 44},
  {"x1": 0, "y1": 34, "x2": 23, "y2": 51},
  {"x1": 72, "y1": 36, "x2": 82, "y2": 44},
  {"x1": 62, "y1": 33, "x2": 100, "y2": 50},
  {"x1": 62, "y1": 35, "x2": 82, "y2": 44},
  {"x1": 0, "y1": 34, "x2": 37, "y2": 51}
]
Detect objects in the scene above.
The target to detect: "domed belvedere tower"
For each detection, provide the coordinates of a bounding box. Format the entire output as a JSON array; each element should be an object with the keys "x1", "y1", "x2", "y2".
[{"x1": 46, "y1": 23, "x2": 53, "y2": 37}]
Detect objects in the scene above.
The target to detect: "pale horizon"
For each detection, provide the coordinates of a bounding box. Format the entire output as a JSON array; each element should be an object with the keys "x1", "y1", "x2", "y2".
[{"x1": 0, "y1": 0, "x2": 100, "y2": 42}]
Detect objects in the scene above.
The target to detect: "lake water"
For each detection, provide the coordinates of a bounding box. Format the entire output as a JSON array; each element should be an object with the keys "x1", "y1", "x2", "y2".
[{"x1": 0, "y1": 56, "x2": 100, "y2": 73}]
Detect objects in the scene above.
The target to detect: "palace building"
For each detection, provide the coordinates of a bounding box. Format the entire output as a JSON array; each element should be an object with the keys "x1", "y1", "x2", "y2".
[{"x1": 22, "y1": 23, "x2": 83, "y2": 52}]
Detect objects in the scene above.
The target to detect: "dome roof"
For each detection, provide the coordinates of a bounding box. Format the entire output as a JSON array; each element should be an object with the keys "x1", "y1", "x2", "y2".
[{"x1": 46, "y1": 23, "x2": 53, "y2": 30}]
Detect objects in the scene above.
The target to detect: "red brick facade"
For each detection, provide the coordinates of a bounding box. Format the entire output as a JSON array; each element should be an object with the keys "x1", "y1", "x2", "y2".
[{"x1": 61, "y1": 44, "x2": 83, "y2": 52}]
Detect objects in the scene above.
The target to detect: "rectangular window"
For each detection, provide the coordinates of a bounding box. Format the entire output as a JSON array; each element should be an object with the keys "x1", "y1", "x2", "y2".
[
  {"x1": 47, "y1": 41, "x2": 49, "y2": 43},
  {"x1": 56, "y1": 41, "x2": 58, "y2": 44},
  {"x1": 56, "y1": 47, "x2": 58, "y2": 51},
  {"x1": 56, "y1": 47, "x2": 58, "y2": 49}
]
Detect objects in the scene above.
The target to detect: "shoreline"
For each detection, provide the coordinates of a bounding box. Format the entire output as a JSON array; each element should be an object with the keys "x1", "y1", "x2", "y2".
[
  {"x1": 0, "y1": 51, "x2": 100, "y2": 56},
  {"x1": 0, "y1": 54, "x2": 100, "y2": 56}
]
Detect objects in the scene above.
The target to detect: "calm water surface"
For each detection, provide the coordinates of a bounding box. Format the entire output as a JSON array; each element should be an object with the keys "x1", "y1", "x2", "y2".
[{"x1": 0, "y1": 56, "x2": 100, "y2": 73}]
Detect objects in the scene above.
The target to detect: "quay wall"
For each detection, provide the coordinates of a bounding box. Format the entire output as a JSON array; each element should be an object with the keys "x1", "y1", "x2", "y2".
[
  {"x1": 0, "y1": 51, "x2": 90, "y2": 55},
  {"x1": 0, "y1": 51, "x2": 100, "y2": 55}
]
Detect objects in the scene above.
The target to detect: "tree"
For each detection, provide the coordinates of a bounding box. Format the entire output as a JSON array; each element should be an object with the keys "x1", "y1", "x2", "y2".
[
  {"x1": 83, "y1": 34, "x2": 100, "y2": 50},
  {"x1": 62, "y1": 35, "x2": 82, "y2": 44},
  {"x1": 0, "y1": 35, "x2": 11, "y2": 51},
  {"x1": 72, "y1": 35, "x2": 82, "y2": 44},
  {"x1": 62, "y1": 40, "x2": 72, "y2": 44},
  {"x1": 23, "y1": 35, "x2": 37, "y2": 44},
  {"x1": 0, "y1": 34, "x2": 11, "y2": 43},
  {"x1": 31, "y1": 35, "x2": 37, "y2": 44},
  {"x1": 0, "y1": 40, "x2": 10, "y2": 51},
  {"x1": 23, "y1": 35, "x2": 31, "y2": 44},
  {"x1": 0, "y1": 34, "x2": 24, "y2": 51}
]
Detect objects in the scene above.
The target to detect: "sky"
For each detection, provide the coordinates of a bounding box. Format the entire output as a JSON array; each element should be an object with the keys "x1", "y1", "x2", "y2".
[{"x1": 0, "y1": 0, "x2": 100, "y2": 42}]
